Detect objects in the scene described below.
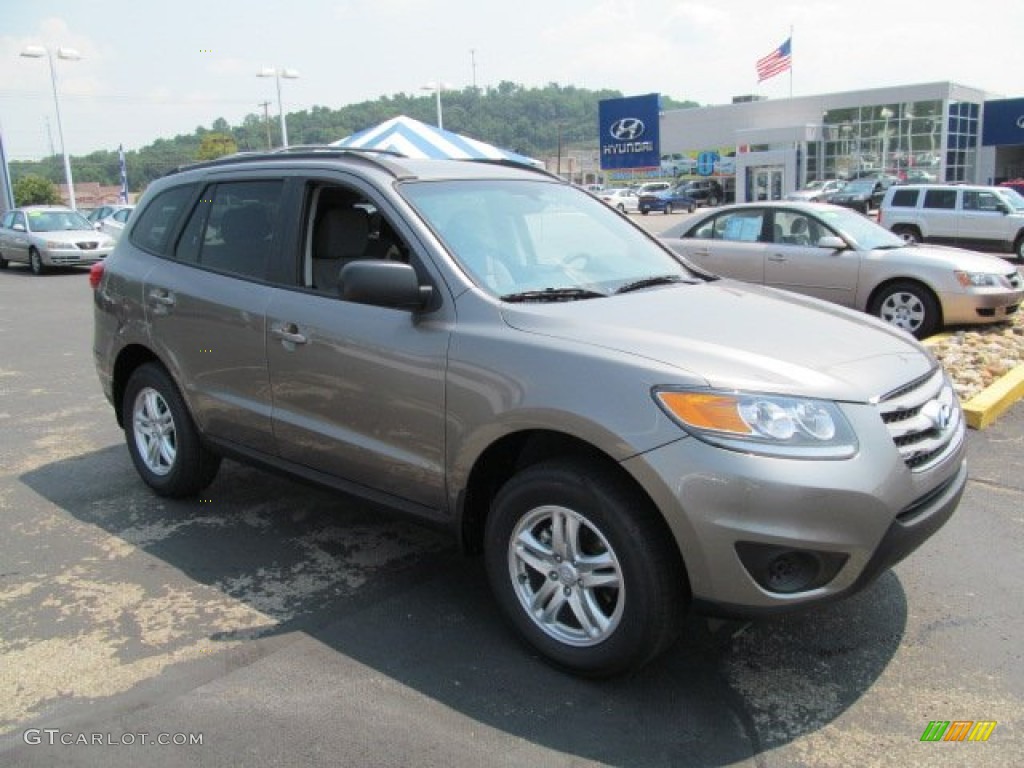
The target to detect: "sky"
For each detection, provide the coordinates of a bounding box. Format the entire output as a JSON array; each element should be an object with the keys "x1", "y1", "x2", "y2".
[{"x1": 2, "y1": 0, "x2": 1023, "y2": 161}]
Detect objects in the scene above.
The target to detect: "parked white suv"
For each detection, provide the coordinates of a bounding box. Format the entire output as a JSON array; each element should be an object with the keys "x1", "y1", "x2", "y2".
[{"x1": 878, "y1": 184, "x2": 1024, "y2": 258}]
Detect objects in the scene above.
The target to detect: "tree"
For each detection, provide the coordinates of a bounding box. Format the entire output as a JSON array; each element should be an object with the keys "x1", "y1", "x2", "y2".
[
  {"x1": 195, "y1": 132, "x2": 238, "y2": 162},
  {"x1": 14, "y1": 175, "x2": 60, "y2": 206}
]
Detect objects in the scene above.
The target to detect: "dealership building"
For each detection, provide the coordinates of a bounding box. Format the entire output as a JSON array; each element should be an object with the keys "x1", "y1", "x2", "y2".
[{"x1": 599, "y1": 83, "x2": 1024, "y2": 203}]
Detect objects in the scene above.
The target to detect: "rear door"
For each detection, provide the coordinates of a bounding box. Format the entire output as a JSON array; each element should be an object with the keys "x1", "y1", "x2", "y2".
[
  {"x1": 665, "y1": 208, "x2": 767, "y2": 283},
  {"x1": 919, "y1": 188, "x2": 958, "y2": 243},
  {"x1": 140, "y1": 176, "x2": 287, "y2": 454}
]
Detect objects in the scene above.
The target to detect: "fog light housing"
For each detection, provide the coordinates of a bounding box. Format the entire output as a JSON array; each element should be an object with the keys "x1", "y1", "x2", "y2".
[{"x1": 735, "y1": 542, "x2": 848, "y2": 594}]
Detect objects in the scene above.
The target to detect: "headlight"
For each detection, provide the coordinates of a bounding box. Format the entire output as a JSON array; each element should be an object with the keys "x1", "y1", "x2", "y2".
[
  {"x1": 954, "y1": 271, "x2": 1005, "y2": 288},
  {"x1": 654, "y1": 388, "x2": 859, "y2": 459}
]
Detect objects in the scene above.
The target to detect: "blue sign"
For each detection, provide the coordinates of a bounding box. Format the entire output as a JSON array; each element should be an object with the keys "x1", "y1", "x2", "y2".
[
  {"x1": 982, "y1": 98, "x2": 1024, "y2": 146},
  {"x1": 598, "y1": 94, "x2": 661, "y2": 170},
  {"x1": 696, "y1": 151, "x2": 719, "y2": 177}
]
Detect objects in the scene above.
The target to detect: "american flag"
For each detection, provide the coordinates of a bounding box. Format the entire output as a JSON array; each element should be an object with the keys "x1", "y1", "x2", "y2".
[
  {"x1": 118, "y1": 144, "x2": 128, "y2": 203},
  {"x1": 756, "y1": 38, "x2": 792, "y2": 83}
]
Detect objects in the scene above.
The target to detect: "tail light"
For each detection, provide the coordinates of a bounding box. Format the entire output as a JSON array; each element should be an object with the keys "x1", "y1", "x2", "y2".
[{"x1": 89, "y1": 261, "x2": 105, "y2": 289}]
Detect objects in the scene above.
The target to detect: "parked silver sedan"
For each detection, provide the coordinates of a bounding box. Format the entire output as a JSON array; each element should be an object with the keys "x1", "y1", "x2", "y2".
[
  {"x1": 659, "y1": 201, "x2": 1024, "y2": 338},
  {"x1": 0, "y1": 206, "x2": 116, "y2": 275},
  {"x1": 96, "y1": 205, "x2": 135, "y2": 242}
]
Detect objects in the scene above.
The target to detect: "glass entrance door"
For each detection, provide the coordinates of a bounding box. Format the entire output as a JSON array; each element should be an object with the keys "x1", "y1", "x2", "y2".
[{"x1": 748, "y1": 166, "x2": 785, "y2": 201}]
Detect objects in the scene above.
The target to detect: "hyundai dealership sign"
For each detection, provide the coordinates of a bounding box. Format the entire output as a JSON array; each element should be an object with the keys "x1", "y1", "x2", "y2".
[{"x1": 599, "y1": 94, "x2": 660, "y2": 170}]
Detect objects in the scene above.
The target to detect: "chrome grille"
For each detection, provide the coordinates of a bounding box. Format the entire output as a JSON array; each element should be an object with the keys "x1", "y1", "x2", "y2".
[{"x1": 878, "y1": 367, "x2": 962, "y2": 472}]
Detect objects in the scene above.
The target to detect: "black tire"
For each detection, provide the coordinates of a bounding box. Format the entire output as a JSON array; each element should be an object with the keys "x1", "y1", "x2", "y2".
[
  {"x1": 640, "y1": 209, "x2": 649, "y2": 216},
  {"x1": 616, "y1": 203, "x2": 626, "y2": 213},
  {"x1": 1014, "y1": 235, "x2": 1024, "y2": 261},
  {"x1": 0, "y1": 252, "x2": 8, "y2": 270},
  {"x1": 869, "y1": 280, "x2": 941, "y2": 339},
  {"x1": 29, "y1": 248, "x2": 46, "y2": 276},
  {"x1": 707, "y1": 195, "x2": 719, "y2": 207},
  {"x1": 484, "y1": 457, "x2": 687, "y2": 678},
  {"x1": 689, "y1": 202, "x2": 696, "y2": 213},
  {"x1": 891, "y1": 225, "x2": 921, "y2": 244},
  {"x1": 122, "y1": 363, "x2": 221, "y2": 497},
  {"x1": 664, "y1": 203, "x2": 674, "y2": 215}
]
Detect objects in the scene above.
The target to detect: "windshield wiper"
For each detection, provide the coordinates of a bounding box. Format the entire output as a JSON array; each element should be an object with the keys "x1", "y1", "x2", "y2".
[
  {"x1": 500, "y1": 287, "x2": 607, "y2": 303},
  {"x1": 614, "y1": 274, "x2": 697, "y2": 294}
]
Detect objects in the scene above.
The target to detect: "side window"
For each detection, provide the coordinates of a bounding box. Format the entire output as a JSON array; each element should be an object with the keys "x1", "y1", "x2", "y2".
[
  {"x1": 774, "y1": 210, "x2": 816, "y2": 245},
  {"x1": 131, "y1": 185, "x2": 196, "y2": 255},
  {"x1": 717, "y1": 210, "x2": 764, "y2": 242},
  {"x1": 188, "y1": 180, "x2": 283, "y2": 280},
  {"x1": 889, "y1": 189, "x2": 919, "y2": 208},
  {"x1": 305, "y1": 184, "x2": 413, "y2": 295},
  {"x1": 923, "y1": 189, "x2": 957, "y2": 209},
  {"x1": 1, "y1": 212, "x2": 13, "y2": 229},
  {"x1": 964, "y1": 191, "x2": 1000, "y2": 212}
]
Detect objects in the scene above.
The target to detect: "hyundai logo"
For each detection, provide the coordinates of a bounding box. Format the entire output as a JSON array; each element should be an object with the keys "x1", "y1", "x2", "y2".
[
  {"x1": 1017, "y1": 115, "x2": 1024, "y2": 129},
  {"x1": 920, "y1": 399, "x2": 953, "y2": 432},
  {"x1": 609, "y1": 118, "x2": 645, "y2": 141}
]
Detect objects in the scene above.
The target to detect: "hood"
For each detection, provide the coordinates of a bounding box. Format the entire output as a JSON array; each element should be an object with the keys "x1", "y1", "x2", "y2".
[
  {"x1": 878, "y1": 242, "x2": 1024, "y2": 274},
  {"x1": 501, "y1": 280, "x2": 934, "y2": 402}
]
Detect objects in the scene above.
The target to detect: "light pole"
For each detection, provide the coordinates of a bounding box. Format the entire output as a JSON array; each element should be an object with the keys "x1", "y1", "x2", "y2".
[
  {"x1": 20, "y1": 45, "x2": 81, "y2": 209},
  {"x1": 257, "y1": 67, "x2": 299, "y2": 148},
  {"x1": 421, "y1": 80, "x2": 451, "y2": 130}
]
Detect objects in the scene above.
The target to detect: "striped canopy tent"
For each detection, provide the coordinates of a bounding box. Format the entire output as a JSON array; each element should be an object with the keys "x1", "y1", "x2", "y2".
[{"x1": 331, "y1": 115, "x2": 543, "y2": 168}]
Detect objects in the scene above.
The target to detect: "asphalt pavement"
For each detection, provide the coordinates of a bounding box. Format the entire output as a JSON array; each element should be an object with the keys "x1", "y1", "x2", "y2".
[{"x1": 0, "y1": 262, "x2": 1021, "y2": 767}]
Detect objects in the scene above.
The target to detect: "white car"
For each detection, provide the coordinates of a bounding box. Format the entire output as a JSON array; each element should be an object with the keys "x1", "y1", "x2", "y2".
[
  {"x1": 97, "y1": 205, "x2": 135, "y2": 242},
  {"x1": 598, "y1": 188, "x2": 639, "y2": 213}
]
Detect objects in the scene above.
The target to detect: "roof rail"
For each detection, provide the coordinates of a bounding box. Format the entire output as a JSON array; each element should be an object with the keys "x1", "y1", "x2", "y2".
[
  {"x1": 461, "y1": 157, "x2": 561, "y2": 180},
  {"x1": 162, "y1": 146, "x2": 413, "y2": 180}
]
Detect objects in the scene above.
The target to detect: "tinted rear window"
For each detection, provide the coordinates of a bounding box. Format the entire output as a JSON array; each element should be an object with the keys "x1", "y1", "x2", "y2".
[
  {"x1": 130, "y1": 184, "x2": 196, "y2": 255},
  {"x1": 888, "y1": 189, "x2": 920, "y2": 207}
]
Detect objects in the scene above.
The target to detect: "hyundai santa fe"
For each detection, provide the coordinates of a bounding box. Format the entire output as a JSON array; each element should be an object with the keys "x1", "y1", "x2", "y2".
[{"x1": 92, "y1": 149, "x2": 967, "y2": 677}]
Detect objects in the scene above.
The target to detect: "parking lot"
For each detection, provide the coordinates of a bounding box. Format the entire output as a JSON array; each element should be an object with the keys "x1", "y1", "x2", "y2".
[{"x1": 0, "y1": 261, "x2": 1021, "y2": 767}]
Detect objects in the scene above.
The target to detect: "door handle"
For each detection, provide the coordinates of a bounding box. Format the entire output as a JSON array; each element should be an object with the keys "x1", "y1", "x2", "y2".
[
  {"x1": 767, "y1": 254, "x2": 788, "y2": 262},
  {"x1": 147, "y1": 288, "x2": 175, "y2": 308},
  {"x1": 272, "y1": 323, "x2": 308, "y2": 345}
]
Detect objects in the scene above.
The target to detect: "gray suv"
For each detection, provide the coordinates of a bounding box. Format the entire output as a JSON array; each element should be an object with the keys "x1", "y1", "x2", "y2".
[{"x1": 92, "y1": 149, "x2": 967, "y2": 677}]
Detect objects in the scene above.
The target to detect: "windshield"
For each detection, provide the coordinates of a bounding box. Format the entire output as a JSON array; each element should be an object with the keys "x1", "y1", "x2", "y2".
[
  {"x1": 26, "y1": 210, "x2": 93, "y2": 232},
  {"x1": 401, "y1": 179, "x2": 697, "y2": 297},
  {"x1": 996, "y1": 187, "x2": 1024, "y2": 211},
  {"x1": 818, "y1": 206, "x2": 905, "y2": 249}
]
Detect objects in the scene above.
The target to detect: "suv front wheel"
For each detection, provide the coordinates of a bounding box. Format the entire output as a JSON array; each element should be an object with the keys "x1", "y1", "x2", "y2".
[
  {"x1": 484, "y1": 457, "x2": 687, "y2": 677},
  {"x1": 123, "y1": 363, "x2": 221, "y2": 497}
]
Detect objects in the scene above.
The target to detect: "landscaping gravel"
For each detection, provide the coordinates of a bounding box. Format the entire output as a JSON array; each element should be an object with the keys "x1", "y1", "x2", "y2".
[{"x1": 928, "y1": 308, "x2": 1024, "y2": 401}]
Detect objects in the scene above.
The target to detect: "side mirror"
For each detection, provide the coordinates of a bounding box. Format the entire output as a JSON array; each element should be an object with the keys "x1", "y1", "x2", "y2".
[
  {"x1": 12, "y1": 223, "x2": 26, "y2": 232},
  {"x1": 817, "y1": 235, "x2": 847, "y2": 250},
  {"x1": 338, "y1": 260, "x2": 430, "y2": 310}
]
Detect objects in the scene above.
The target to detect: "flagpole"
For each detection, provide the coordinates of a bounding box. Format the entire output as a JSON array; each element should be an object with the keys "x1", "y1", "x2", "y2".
[{"x1": 789, "y1": 25, "x2": 793, "y2": 99}]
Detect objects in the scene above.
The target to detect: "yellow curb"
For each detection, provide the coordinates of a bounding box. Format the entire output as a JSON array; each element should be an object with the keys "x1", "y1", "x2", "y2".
[{"x1": 961, "y1": 363, "x2": 1024, "y2": 430}]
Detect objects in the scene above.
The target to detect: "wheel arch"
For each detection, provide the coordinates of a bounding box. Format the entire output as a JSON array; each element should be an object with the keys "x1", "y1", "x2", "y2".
[
  {"x1": 458, "y1": 429, "x2": 683, "y2": 575},
  {"x1": 111, "y1": 344, "x2": 165, "y2": 428}
]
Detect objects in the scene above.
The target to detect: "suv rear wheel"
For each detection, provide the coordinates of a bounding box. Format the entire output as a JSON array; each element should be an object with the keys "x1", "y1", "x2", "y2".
[
  {"x1": 484, "y1": 457, "x2": 686, "y2": 677},
  {"x1": 123, "y1": 363, "x2": 221, "y2": 497}
]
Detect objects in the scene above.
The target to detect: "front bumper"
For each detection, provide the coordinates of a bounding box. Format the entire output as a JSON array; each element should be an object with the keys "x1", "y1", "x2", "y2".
[
  {"x1": 938, "y1": 287, "x2": 1022, "y2": 326},
  {"x1": 622, "y1": 400, "x2": 967, "y2": 614},
  {"x1": 42, "y1": 246, "x2": 112, "y2": 267}
]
